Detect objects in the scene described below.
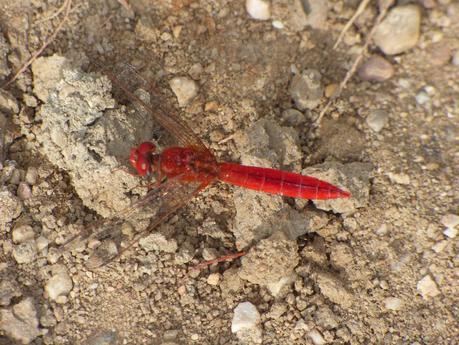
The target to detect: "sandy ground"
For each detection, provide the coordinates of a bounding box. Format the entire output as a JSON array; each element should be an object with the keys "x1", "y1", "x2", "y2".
[{"x1": 0, "y1": 1, "x2": 458, "y2": 344}]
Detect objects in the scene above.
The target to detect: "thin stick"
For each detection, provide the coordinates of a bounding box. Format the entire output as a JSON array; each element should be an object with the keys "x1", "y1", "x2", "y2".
[
  {"x1": 314, "y1": 0, "x2": 395, "y2": 127},
  {"x1": 2, "y1": 0, "x2": 72, "y2": 88},
  {"x1": 333, "y1": 0, "x2": 371, "y2": 50},
  {"x1": 190, "y1": 251, "x2": 246, "y2": 271}
]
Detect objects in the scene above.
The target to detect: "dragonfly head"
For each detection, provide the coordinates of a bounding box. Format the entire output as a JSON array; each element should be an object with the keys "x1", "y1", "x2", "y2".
[{"x1": 129, "y1": 141, "x2": 156, "y2": 176}]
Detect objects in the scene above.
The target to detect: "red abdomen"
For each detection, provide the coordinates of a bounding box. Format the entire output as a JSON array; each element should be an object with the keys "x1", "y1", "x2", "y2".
[{"x1": 218, "y1": 162, "x2": 350, "y2": 200}]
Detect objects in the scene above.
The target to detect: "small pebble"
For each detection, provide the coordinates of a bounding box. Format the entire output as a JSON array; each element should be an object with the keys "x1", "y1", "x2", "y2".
[
  {"x1": 0, "y1": 298, "x2": 40, "y2": 343},
  {"x1": 384, "y1": 297, "x2": 403, "y2": 311},
  {"x1": 17, "y1": 182, "x2": 32, "y2": 200},
  {"x1": 25, "y1": 167, "x2": 38, "y2": 185},
  {"x1": 427, "y1": 42, "x2": 451, "y2": 66},
  {"x1": 207, "y1": 273, "x2": 221, "y2": 286},
  {"x1": 281, "y1": 108, "x2": 305, "y2": 126},
  {"x1": 440, "y1": 213, "x2": 459, "y2": 229},
  {"x1": 387, "y1": 172, "x2": 410, "y2": 185},
  {"x1": 45, "y1": 271, "x2": 73, "y2": 301},
  {"x1": 432, "y1": 240, "x2": 447, "y2": 253},
  {"x1": 417, "y1": 275, "x2": 440, "y2": 299},
  {"x1": 246, "y1": 0, "x2": 271, "y2": 20},
  {"x1": 415, "y1": 90, "x2": 430, "y2": 105},
  {"x1": 190, "y1": 333, "x2": 199, "y2": 341},
  {"x1": 188, "y1": 63, "x2": 203, "y2": 80},
  {"x1": 231, "y1": 301, "x2": 261, "y2": 333},
  {"x1": 373, "y1": 5, "x2": 421, "y2": 55},
  {"x1": 12, "y1": 225, "x2": 35, "y2": 244},
  {"x1": 452, "y1": 50, "x2": 459, "y2": 66},
  {"x1": 366, "y1": 109, "x2": 389, "y2": 132},
  {"x1": 358, "y1": 55, "x2": 394, "y2": 82},
  {"x1": 36, "y1": 236, "x2": 49, "y2": 252},
  {"x1": 443, "y1": 227, "x2": 457, "y2": 239},
  {"x1": 324, "y1": 83, "x2": 338, "y2": 98},
  {"x1": 169, "y1": 77, "x2": 199, "y2": 107},
  {"x1": 289, "y1": 69, "x2": 323, "y2": 110},
  {"x1": 308, "y1": 329, "x2": 326, "y2": 345},
  {"x1": 12, "y1": 241, "x2": 37, "y2": 264},
  {"x1": 376, "y1": 223, "x2": 388, "y2": 236}
]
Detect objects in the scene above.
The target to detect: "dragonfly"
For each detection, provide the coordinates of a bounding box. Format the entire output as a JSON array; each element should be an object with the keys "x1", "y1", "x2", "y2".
[{"x1": 60, "y1": 62, "x2": 350, "y2": 269}]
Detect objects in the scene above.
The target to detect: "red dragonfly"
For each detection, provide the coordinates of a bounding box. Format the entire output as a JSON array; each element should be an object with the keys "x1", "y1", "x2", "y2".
[{"x1": 61, "y1": 63, "x2": 350, "y2": 268}]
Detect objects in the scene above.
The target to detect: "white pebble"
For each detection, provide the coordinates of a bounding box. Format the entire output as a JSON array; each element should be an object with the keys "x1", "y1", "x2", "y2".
[
  {"x1": 12, "y1": 241, "x2": 37, "y2": 264},
  {"x1": 440, "y1": 213, "x2": 459, "y2": 229},
  {"x1": 231, "y1": 301, "x2": 261, "y2": 333},
  {"x1": 169, "y1": 76, "x2": 199, "y2": 107},
  {"x1": 415, "y1": 90, "x2": 430, "y2": 105},
  {"x1": 366, "y1": 109, "x2": 389, "y2": 132},
  {"x1": 373, "y1": 5, "x2": 421, "y2": 55},
  {"x1": 12, "y1": 225, "x2": 35, "y2": 244},
  {"x1": 443, "y1": 227, "x2": 457, "y2": 239},
  {"x1": 207, "y1": 273, "x2": 221, "y2": 286},
  {"x1": 25, "y1": 167, "x2": 38, "y2": 185},
  {"x1": 308, "y1": 329, "x2": 326, "y2": 345},
  {"x1": 45, "y1": 271, "x2": 73, "y2": 301},
  {"x1": 417, "y1": 275, "x2": 440, "y2": 299},
  {"x1": 246, "y1": 0, "x2": 271, "y2": 20},
  {"x1": 384, "y1": 297, "x2": 403, "y2": 311},
  {"x1": 272, "y1": 20, "x2": 284, "y2": 29}
]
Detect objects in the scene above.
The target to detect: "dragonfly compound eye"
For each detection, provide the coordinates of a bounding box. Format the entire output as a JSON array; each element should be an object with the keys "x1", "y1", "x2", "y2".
[{"x1": 138, "y1": 142, "x2": 156, "y2": 156}]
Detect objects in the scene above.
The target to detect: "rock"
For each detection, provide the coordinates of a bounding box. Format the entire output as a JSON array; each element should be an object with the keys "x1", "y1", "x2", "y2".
[
  {"x1": 0, "y1": 297, "x2": 40, "y2": 344},
  {"x1": 169, "y1": 76, "x2": 199, "y2": 107},
  {"x1": 45, "y1": 270, "x2": 73, "y2": 301},
  {"x1": 358, "y1": 55, "x2": 394, "y2": 82},
  {"x1": 289, "y1": 69, "x2": 323, "y2": 110},
  {"x1": 0, "y1": 31, "x2": 10, "y2": 79},
  {"x1": 308, "y1": 329, "x2": 326, "y2": 345},
  {"x1": 32, "y1": 54, "x2": 69, "y2": 102},
  {"x1": 281, "y1": 108, "x2": 305, "y2": 126},
  {"x1": 24, "y1": 167, "x2": 38, "y2": 185},
  {"x1": 0, "y1": 89, "x2": 19, "y2": 115},
  {"x1": 440, "y1": 213, "x2": 459, "y2": 229},
  {"x1": 17, "y1": 182, "x2": 32, "y2": 200},
  {"x1": 452, "y1": 50, "x2": 459, "y2": 66},
  {"x1": 246, "y1": 0, "x2": 271, "y2": 20},
  {"x1": 139, "y1": 233, "x2": 178, "y2": 253},
  {"x1": 427, "y1": 42, "x2": 452, "y2": 66},
  {"x1": 231, "y1": 302, "x2": 262, "y2": 344},
  {"x1": 31, "y1": 55, "x2": 147, "y2": 218},
  {"x1": 443, "y1": 227, "x2": 457, "y2": 239},
  {"x1": 373, "y1": 5, "x2": 421, "y2": 55},
  {"x1": 0, "y1": 280, "x2": 22, "y2": 306},
  {"x1": 207, "y1": 273, "x2": 221, "y2": 286},
  {"x1": 86, "y1": 330, "x2": 118, "y2": 345},
  {"x1": 12, "y1": 225, "x2": 35, "y2": 244},
  {"x1": 12, "y1": 240, "x2": 37, "y2": 264},
  {"x1": 315, "y1": 271, "x2": 353, "y2": 308},
  {"x1": 366, "y1": 109, "x2": 389, "y2": 132},
  {"x1": 305, "y1": 162, "x2": 372, "y2": 214},
  {"x1": 384, "y1": 297, "x2": 403, "y2": 311},
  {"x1": 415, "y1": 90, "x2": 430, "y2": 105},
  {"x1": 417, "y1": 275, "x2": 440, "y2": 299},
  {"x1": 238, "y1": 233, "x2": 299, "y2": 292}
]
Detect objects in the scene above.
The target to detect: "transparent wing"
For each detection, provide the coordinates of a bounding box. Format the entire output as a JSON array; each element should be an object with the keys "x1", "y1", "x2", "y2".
[
  {"x1": 98, "y1": 62, "x2": 208, "y2": 151},
  {"x1": 60, "y1": 177, "x2": 208, "y2": 269}
]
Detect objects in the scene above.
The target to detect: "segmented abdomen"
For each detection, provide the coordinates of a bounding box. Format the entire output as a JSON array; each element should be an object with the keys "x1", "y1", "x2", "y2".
[{"x1": 218, "y1": 162, "x2": 350, "y2": 200}]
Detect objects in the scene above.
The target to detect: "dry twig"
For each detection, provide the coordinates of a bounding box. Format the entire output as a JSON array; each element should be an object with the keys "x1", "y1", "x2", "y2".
[{"x1": 314, "y1": 0, "x2": 395, "y2": 127}]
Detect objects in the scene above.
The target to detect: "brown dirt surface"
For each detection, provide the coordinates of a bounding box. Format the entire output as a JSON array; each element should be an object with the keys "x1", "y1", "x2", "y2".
[{"x1": 0, "y1": 1, "x2": 458, "y2": 345}]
